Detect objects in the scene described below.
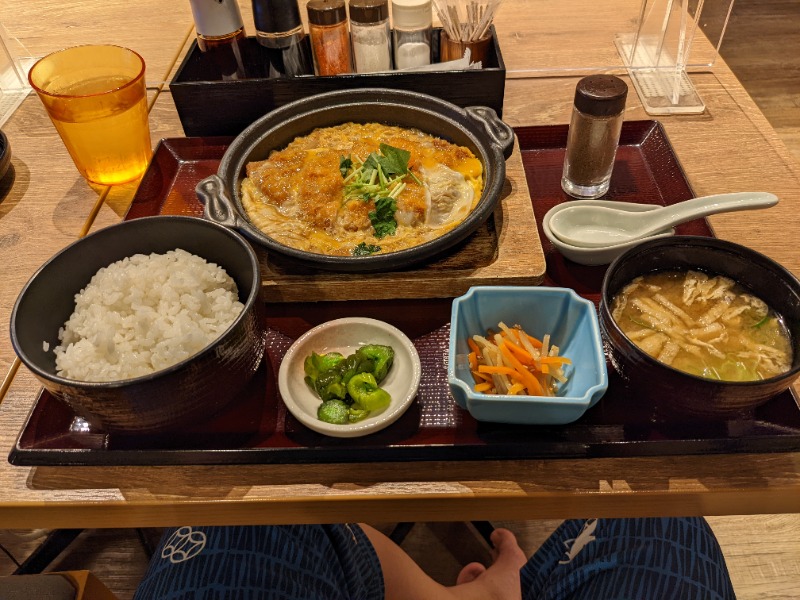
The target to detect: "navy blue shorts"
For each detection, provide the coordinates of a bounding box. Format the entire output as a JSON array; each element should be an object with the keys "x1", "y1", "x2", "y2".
[
  {"x1": 520, "y1": 517, "x2": 736, "y2": 600},
  {"x1": 134, "y1": 517, "x2": 735, "y2": 599}
]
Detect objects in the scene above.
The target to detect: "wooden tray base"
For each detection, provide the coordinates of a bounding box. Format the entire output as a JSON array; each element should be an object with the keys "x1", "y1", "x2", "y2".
[{"x1": 125, "y1": 136, "x2": 546, "y2": 302}]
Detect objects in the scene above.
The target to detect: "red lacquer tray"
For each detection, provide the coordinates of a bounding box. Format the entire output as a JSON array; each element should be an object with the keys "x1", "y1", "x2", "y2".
[{"x1": 10, "y1": 121, "x2": 800, "y2": 466}]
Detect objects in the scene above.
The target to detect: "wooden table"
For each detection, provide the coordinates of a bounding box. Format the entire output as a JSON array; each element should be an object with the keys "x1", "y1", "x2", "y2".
[{"x1": 1, "y1": 0, "x2": 799, "y2": 529}]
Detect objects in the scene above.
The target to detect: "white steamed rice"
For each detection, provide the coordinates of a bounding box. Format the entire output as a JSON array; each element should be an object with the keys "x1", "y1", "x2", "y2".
[{"x1": 53, "y1": 248, "x2": 244, "y2": 382}]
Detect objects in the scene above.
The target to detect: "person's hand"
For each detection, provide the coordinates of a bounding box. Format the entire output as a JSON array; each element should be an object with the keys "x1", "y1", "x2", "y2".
[{"x1": 451, "y1": 528, "x2": 527, "y2": 600}]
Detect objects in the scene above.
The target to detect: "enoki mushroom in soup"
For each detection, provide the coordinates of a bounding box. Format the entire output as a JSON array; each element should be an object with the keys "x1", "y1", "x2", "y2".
[
  {"x1": 611, "y1": 270, "x2": 792, "y2": 381},
  {"x1": 239, "y1": 122, "x2": 483, "y2": 256}
]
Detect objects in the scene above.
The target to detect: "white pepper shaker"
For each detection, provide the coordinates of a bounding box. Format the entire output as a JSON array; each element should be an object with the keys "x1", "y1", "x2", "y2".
[{"x1": 391, "y1": 0, "x2": 432, "y2": 70}]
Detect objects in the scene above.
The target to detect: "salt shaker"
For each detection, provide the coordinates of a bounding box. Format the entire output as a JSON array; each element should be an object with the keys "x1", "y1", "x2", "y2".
[
  {"x1": 349, "y1": 0, "x2": 392, "y2": 73},
  {"x1": 391, "y1": 0, "x2": 432, "y2": 70},
  {"x1": 561, "y1": 75, "x2": 628, "y2": 199},
  {"x1": 307, "y1": 0, "x2": 353, "y2": 75}
]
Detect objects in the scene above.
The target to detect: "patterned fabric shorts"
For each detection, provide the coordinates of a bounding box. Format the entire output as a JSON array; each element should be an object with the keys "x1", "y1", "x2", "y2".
[
  {"x1": 521, "y1": 517, "x2": 736, "y2": 600},
  {"x1": 134, "y1": 517, "x2": 735, "y2": 599},
  {"x1": 134, "y1": 523, "x2": 382, "y2": 600}
]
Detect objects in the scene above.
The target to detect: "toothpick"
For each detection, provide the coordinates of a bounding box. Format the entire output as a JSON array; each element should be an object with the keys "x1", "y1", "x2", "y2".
[{"x1": 434, "y1": 0, "x2": 502, "y2": 43}]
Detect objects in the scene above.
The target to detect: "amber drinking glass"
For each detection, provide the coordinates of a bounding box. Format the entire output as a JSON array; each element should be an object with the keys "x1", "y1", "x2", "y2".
[{"x1": 28, "y1": 45, "x2": 152, "y2": 185}]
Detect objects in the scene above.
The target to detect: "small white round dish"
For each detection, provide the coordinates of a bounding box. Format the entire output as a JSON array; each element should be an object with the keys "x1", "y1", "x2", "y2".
[
  {"x1": 542, "y1": 200, "x2": 675, "y2": 266},
  {"x1": 278, "y1": 317, "x2": 421, "y2": 438}
]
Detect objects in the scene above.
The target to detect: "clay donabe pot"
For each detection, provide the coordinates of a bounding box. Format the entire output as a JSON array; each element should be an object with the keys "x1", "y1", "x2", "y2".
[{"x1": 196, "y1": 88, "x2": 515, "y2": 272}]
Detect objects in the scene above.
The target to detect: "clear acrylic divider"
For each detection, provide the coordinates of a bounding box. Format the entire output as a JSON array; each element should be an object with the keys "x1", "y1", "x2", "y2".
[
  {"x1": 490, "y1": 0, "x2": 735, "y2": 114},
  {"x1": 0, "y1": 22, "x2": 34, "y2": 127},
  {"x1": 614, "y1": 0, "x2": 735, "y2": 114}
]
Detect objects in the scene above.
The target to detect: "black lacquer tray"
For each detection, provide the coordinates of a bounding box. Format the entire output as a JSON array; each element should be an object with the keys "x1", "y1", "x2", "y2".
[{"x1": 10, "y1": 121, "x2": 800, "y2": 466}]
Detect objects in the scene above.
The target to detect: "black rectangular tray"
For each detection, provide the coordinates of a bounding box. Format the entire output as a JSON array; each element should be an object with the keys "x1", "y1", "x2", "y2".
[
  {"x1": 170, "y1": 28, "x2": 506, "y2": 137},
  {"x1": 10, "y1": 121, "x2": 800, "y2": 466}
]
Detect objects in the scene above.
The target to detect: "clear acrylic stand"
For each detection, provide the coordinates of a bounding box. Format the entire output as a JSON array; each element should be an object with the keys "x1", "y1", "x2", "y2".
[
  {"x1": 0, "y1": 22, "x2": 33, "y2": 128},
  {"x1": 615, "y1": 0, "x2": 735, "y2": 115}
]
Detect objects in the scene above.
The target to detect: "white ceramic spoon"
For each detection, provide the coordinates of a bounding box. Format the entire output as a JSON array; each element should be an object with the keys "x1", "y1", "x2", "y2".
[{"x1": 549, "y1": 192, "x2": 779, "y2": 248}]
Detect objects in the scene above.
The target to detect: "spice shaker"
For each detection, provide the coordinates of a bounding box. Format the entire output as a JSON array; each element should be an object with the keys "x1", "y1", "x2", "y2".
[
  {"x1": 252, "y1": 0, "x2": 314, "y2": 77},
  {"x1": 391, "y1": 0, "x2": 432, "y2": 70},
  {"x1": 188, "y1": 0, "x2": 246, "y2": 79},
  {"x1": 307, "y1": 0, "x2": 353, "y2": 76},
  {"x1": 349, "y1": 0, "x2": 392, "y2": 73},
  {"x1": 561, "y1": 75, "x2": 628, "y2": 199}
]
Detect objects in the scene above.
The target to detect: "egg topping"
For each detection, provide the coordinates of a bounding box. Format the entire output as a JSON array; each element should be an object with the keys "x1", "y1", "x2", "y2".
[{"x1": 240, "y1": 122, "x2": 484, "y2": 256}]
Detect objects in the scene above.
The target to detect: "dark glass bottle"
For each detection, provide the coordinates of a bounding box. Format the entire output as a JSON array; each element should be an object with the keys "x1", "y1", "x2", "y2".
[
  {"x1": 252, "y1": 0, "x2": 315, "y2": 77},
  {"x1": 188, "y1": 0, "x2": 246, "y2": 80}
]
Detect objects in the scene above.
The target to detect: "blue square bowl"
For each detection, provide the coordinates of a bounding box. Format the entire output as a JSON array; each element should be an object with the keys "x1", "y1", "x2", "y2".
[{"x1": 448, "y1": 286, "x2": 608, "y2": 425}]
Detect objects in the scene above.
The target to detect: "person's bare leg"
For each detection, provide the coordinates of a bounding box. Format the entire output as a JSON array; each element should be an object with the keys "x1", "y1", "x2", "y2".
[{"x1": 359, "y1": 524, "x2": 526, "y2": 600}]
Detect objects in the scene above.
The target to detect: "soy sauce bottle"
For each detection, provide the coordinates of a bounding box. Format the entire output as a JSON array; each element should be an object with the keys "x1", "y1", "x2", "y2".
[
  {"x1": 188, "y1": 0, "x2": 247, "y2": 80},
  {"x1": 252, "y1": 0, "x2": 315, "y2": 77}
]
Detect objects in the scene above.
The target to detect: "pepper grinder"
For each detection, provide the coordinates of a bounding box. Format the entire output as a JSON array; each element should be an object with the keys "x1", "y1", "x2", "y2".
[{"x1": 561, "y1": 75, "x2": 628, "y2": 199}]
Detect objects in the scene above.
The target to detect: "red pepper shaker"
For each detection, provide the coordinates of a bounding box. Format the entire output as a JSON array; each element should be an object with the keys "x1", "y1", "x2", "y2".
[{"x1": 307, "y1": 0, "x2": 353, "y2": 76}]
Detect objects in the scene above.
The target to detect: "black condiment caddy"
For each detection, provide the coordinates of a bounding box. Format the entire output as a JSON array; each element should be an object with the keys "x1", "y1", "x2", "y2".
[{"x1": 169, "y1": 26, "x2": 505, "y2": 137}]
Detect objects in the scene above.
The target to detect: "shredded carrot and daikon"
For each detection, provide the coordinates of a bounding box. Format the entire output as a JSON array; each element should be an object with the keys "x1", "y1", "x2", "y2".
[{"x1": 467, "y1": 322, "x2": 571, "y2": 396}]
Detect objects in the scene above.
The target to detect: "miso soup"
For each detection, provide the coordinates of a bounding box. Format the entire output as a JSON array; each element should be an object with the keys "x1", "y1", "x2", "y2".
[{"x1": 610, "y1": 270, "x2": 792, "y2": 381}]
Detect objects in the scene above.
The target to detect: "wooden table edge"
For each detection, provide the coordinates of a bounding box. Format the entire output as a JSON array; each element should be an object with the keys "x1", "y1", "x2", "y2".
[{"x1": 1, "y1": 485, "x2": 799, "y2": 529}]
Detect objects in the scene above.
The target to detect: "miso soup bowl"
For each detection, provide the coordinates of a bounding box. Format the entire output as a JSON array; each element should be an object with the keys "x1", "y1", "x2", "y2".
[{"x1": 600, "y1": 236, "x2": 800, "y2": 419}]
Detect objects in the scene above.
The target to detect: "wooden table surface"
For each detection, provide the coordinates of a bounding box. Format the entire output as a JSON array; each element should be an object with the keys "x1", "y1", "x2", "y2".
[{"x1": 1, "y1": 0, "x2": 799, "y2": 529}]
